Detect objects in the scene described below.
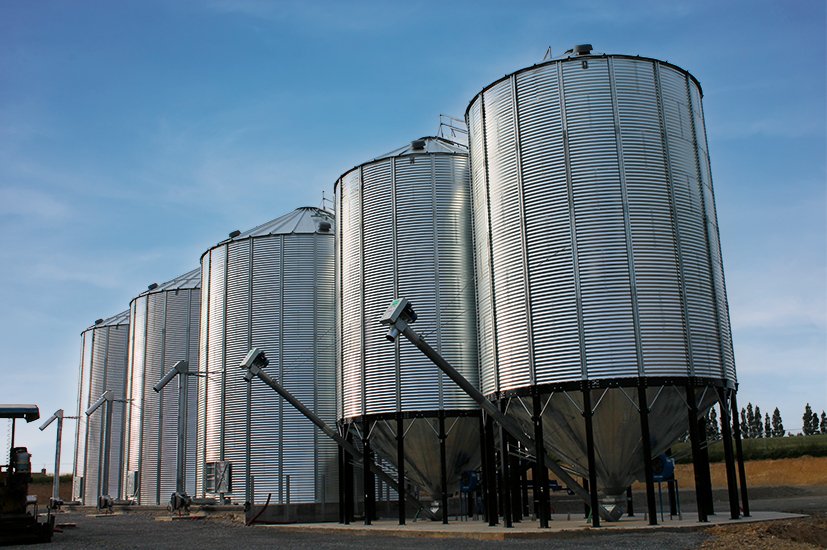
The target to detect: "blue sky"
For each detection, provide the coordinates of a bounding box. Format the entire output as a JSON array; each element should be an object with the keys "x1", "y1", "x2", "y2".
[{"x1": 1, "y1": 0, "x2": 824, "y2": 472}]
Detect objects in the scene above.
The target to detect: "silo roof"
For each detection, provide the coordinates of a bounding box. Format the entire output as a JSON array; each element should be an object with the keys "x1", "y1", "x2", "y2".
[
  {"x1": 335, "y1": 136, "x2": 468, "y2": 190},
  {"x1": 138, "y1": 267, "x2": 201, "y2": 298},
  {"x1": 371, "y1": 136, "x2": 468, "y2": 161},
  {"x1": 203, "y1": 207, "x2": 334, "y2": 259},
  {"x1": 84, "y1": 309, "x2": 130, "y2": 333}
]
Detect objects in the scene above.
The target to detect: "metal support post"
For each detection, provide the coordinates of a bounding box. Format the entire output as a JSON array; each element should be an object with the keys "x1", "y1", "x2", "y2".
[
  {"x1": 177, "y1": 366, "x2": 189, "y2": 496},
  {"x1": 520, "y1": 457, "x2": 529, "y2": 518},
  {"x1": 101, "y1": 398, "x2": 113, "y2": 499},
  {"x1": 532, "y1": 393, "x2": 549, "y2": 527},
  {"x1": 245, "y1": 376, "x2": 252, "y2": 504},
  {"x1": 438, "y1": 411, "x2": 449, "y2": 524},
  {"x1": 626, "y1": 486, "x2": 634, "y2": 517},
  {"x1": 499, "y1": 401, "x2": 513, "y2": 528},
  {"x1": 668, "y1": 480, "x2": 677, "y2": 517},
  {"x1": 396, "y1": 412, "x2": 406, "y2": 525},
  {"x1": 362, "y1": 417, "x2": 374, "y2": 525},
  {"x1": 484, "y1": 412, "x2": 499, "y2": 526},
  {"x1": 685, "y1": 385, "x2": 708, "y2": 522},
  {"x1": 478, "y1": 414, "x2": 489, "y2": 524},
  {"x1": 696, "y1": 415, "x2": 714, "y2": 516},
  {"x1": 730, "y1": 391, "x2": 750, "y2": 516},
  {"x1": 582, "y1": 388, "x2": 600, "y2": 528},
  {"x1": 345, "y1": 428, "x2": 354, "y2": 524},
  {"x1": 338, "y1": 433, "x2": 345, "y2": 524},
  {"x1": 718, "y1": 388, "x2": 740, "y2": 520},
  {"x1": 637, "y1": 384, "x2": 657, "y2": 526}
]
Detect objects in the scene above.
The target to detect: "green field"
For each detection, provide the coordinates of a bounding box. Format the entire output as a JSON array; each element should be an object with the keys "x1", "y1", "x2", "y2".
[{"x1": 672, "y1": 433, "x2": 827, "y2": 463}]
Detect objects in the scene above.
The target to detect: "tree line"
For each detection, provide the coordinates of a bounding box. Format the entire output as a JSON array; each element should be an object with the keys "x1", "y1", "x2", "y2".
[{"x1": 704, "y1": 403, "x2": 827, "y2": 440}]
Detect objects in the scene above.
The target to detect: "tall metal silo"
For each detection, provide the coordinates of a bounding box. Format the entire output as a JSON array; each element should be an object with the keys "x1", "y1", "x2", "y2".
[
  {"x1": 336, "y1": 137, "x2": 480, "y2": 511},
  {"x1": 196, "y1": 207, "x2": 337, "y2": 509},
  {"x1": 466, "y1": 46, "x2": 740, "y2": 517},
  {"x1": 122, "y1": 268, "x2": 201, "y2": 504},
  {"x1": 73, "y1": 310, "x2": 130, "y2": 505}
]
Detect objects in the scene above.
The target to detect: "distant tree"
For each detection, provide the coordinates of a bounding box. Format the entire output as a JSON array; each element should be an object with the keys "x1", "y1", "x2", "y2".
[
  {"x1": 741, "y1": 408, "x2": 749, "y2": 439},
  {"x1": 753, "y1": 405, "x2": 763, "y2": 438},
  {"x1": 764, "y1": 413, "x2": 771, "y2": 438},
  {"x1": 747, "y1": 403, "x2": 755, "y2": 437},
  {"x1": 706, "y1": 408, "x2": 720, "y2": 440},
  {"x1": 821, "y1": 412, "x2": 827, "y2": 435},
  {"x1": 803, "y1": 403, "x2": 815, "y2": 435},
  {"x1": 771, "y1": 408, "x2": 784, "y2": 437},
  {"x1": 813, "y1": 411, "x2": 822, "y2": 435}
]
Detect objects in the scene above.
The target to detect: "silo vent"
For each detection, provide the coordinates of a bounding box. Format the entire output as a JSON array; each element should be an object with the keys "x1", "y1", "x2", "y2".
[
  {"x1": 573, "y1": 44, "x2": 593, "y2": 55},
  {"x1": 411, "y1": 139, "x2": 426, "y2": 151},
  {"x1": 94, "y1": 318, "x2": 104, "y2": 325},
  {"x1": 147, "y1": 283, "x2": 158, "y2": 291},
  {"x1": 228, "y1": 229, "x2": 241, "y2": 239},
  {"x1": 318, "y1": 221, "x2": 332, "y2": 233}
]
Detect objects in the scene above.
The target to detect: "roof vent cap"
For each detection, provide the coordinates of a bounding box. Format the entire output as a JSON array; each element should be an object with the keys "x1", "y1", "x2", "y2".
[
  {"x1": 147, "y1": 283, "x2": 158, "y2": 291},
  {"x1": 573, "y1": 44, "x2": 593, "y2": 55},
  {"x1": 94, "y1": 318, "x2": 104, "y2": 325},
  {"x1": 411, "y1": 139, "x2": 426, "y2": 151},
  {"x1": 228, "y1": 229, "x2": 241, "y2": 239},
  {"x1": 318, "y1": 221, "x2": 332, "y2": 233}
]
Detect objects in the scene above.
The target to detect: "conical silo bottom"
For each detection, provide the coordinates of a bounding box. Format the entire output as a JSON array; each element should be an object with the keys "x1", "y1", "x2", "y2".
[
  {"x1": 366, "y1": 413, "x2": 481, "y2": 501},
  {"x1": 505, "y1": 384, "x2": 720, "y2": 498}
]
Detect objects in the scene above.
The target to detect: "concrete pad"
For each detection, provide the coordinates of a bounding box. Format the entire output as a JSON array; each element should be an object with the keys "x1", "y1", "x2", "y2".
[{"x1": 256, "y1": 511, "x2": 806, "y2": 541}]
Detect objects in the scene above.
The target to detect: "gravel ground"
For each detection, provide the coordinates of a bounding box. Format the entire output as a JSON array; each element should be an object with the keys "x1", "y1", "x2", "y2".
[
  {"x1": 33, "y1": 511, "x2": 710, "y2": 550},
  {"x1": 7, "y1": 487, "x2": 825, "y2": 549}
]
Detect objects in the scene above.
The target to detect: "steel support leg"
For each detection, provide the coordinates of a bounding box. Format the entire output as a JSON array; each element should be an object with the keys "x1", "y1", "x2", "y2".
[
  {"x1": 478, "y1": 414, "x2": 488, "y2": 523},
  {"x1": 685, "y1": 386, "x2": 707, "y2": 522},
  {"x1": 362, "y1": 418, "x2": 374, "y2": 525},
  {"x1": 532, "y1": 393, "x2": 549, "y2": 528},
  {"x1": 484, "y1": 413, "x2": 498, "y2": 526},
  {"x1": 638, "y1": 385, "x2": 657, "y2": 526},
  {"x1": 438, "y1": 412, "x2": 449, "y2": 524},
  {"x1": 499, "y1": 401, "x2": 513, "y2": 528},
  {"x1": 730, "y1": 392, "x2": 750, "y2": 516},
  {"x1": 338, "y1": 436, "x2": 345, "y2": 524},
  {"x1": 696, "y1": 415, "x2": 714, "y2": 516},
  {"x1": 345, "y1": 427, "x2": 354, "y2": 524},
  {"x1": 626, "y1": 486, "x2": 634, "y2": 517},
  {"x1": 582, "y1": 389, "x2": 600, "y2": 527},
  {"x1": 718, "y1": 389, "x2": 740, "y2": 520},
  {"x1": 396, "y1": 412, "x2": 406, "y2": 525},
  {"x1": 510, "y1": 438, "x2": 522, "y2": 523}
]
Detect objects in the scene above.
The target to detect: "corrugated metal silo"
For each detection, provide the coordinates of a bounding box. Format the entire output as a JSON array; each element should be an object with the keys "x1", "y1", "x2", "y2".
[
  {"x1": 336, "y1": 137, "x2": 480, "y2": 500},
  {"x1": 196, "y1": 207, "x2": 337, "y2": 507},
  {"x1": 73, "y1": 310, "x2": 130, "y2": 504},
  {"x1": 466, "y1": 47, "x2": 737, "y2": 500},
  {"x1": 123, "y1": 268, "x2": 201, "y2": 504}
]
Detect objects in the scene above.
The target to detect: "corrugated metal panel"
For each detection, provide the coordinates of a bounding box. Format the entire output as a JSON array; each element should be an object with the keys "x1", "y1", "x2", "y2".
[
  {"x1": 515, "y1": 62, "x2": 582, "y2": 385},
  {"x1": 467, "y1": 100, "x2": 498, "y2": 396},
  {"x1": 75, "y1": 313, "x2": 129, "y2": 505},
  {"x1": 197, "y1": 207, "x2": 337, "y2": 504},
  {"x1": 123, "y1": 268, "x2": 201, "y2": 505},
  {"x1": 483, "y1": 79, "x2": 532, "y2": 391},
  {"x1": 337, "y1": 138, "x2": 478, "y2": 417},
  {"x1": 468, "y1": 53, "x2": 735, "y2": 394},
  {"x1": 612, "y1": 58, "x2": 686, "y2": 376}
]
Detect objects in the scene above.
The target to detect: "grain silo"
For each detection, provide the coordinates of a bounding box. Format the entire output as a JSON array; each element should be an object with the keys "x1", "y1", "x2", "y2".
[
  {"x1": 466, "y1": 45, "x2": 741, "y2": 522},
  {"x1": 73, "y1": 310, "x2": 130, "y2": 505},
  {"x1": 196, "y1": 207, "x2": 337, "y2": 511},
  {"x1": 122, "y1": 268, "x2": 201, "y2": 504},
  {"x1": 336, "y1": 137, "x2": 479, "y2": 517}
]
